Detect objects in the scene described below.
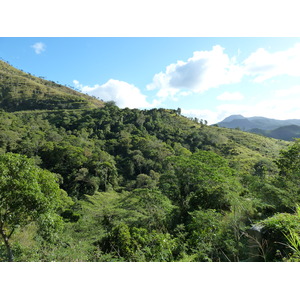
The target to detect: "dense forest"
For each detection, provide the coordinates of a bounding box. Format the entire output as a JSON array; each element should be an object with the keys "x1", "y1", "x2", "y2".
[{"x1": 1, "y1": 60, "x2": 300, "y2": 262}]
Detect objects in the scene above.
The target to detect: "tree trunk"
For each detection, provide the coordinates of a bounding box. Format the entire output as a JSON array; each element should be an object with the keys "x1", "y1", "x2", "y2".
[{"x1": 0, "y1": 227, "x2": 13, "y2": 262}]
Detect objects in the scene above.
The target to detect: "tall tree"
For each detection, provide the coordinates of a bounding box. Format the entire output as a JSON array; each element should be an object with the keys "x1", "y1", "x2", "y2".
[{"x1": 0, "y1": 153, "x2": 71, "y2": 261}]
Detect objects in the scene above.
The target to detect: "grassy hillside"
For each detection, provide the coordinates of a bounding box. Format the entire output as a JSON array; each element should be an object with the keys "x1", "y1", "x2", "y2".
[{"x1": 0, "y1": 60, "x2": 104, "y2": 111}]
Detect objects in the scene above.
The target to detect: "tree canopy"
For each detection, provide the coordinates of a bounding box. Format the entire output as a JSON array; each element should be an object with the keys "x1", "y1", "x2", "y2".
[{"x1": 0, "y1": 152, "x2": 71, "y2": 261}]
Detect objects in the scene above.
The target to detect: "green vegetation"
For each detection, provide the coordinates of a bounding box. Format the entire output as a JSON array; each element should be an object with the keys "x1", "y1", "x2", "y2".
[
  {"x1": 1, "y1": 60, "x2": 299, "y2": 262},
  {"x1": 0, "y1": 153, "x2": 71, "y2": 261},
  {"x1": 0, "y1": 60, "x2": 103, "y2": 111}
]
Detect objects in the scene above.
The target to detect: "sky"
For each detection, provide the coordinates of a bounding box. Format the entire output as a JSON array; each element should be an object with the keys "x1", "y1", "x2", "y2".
[{"x1": 1, "y1": 37, "x2": 300, "y2": 124}]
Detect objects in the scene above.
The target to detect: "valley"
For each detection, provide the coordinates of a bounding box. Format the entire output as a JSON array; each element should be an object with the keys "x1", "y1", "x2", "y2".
[{"x1": 0, "y1": 60, "x2": 299, "y2": 262}]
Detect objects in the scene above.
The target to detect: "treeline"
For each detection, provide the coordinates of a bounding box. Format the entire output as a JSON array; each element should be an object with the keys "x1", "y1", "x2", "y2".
[{"x1": 0, "y1": 104, "x2": 299, "y2": 262}]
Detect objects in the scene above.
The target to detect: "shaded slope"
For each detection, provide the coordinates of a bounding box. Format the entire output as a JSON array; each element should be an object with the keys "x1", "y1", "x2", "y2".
[
  {"x1": 248, "y1": 116, "x2": 300, "y2": 130},
  {"x1": 251, "y1": 125, "x2": 300, "y2": 141},
  {"x1": 269, "y1": 125, "x2": 300, "y2": 140}
]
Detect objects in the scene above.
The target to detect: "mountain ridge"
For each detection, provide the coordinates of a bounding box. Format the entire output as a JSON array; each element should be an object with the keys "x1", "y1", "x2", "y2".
[{"x1": 217, "y1": 114, "x2": 300, "y2": 140}]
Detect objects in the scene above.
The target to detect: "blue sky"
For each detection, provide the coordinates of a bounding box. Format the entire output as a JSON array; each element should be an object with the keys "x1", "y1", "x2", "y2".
[{"x1": 1, "y1": 37, "x2": 300, "y2": 124}]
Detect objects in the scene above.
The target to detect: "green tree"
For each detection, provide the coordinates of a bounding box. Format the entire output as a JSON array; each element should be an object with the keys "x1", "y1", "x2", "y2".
[
  {"x1": 160, "y1": 150, "x2": 241, "y2": 219},
  {"x1": 0, "y1": 153, "x2": 71, "y2": 261},
  {"x1": 120, "y1": 188, "x2": 176, "y2": 231},
  {"x1": 187, "y1": 209, "x2": 223, "y2": 261},
  {"x1": 271, "y1": 139, "x2": 300, "y2": 211},
  {"x1": 99, "y1": 223, "x2": 176, "y2": 261},
  {"x1": 276, "y1": 139, "x2": 300, "y2": 180}
]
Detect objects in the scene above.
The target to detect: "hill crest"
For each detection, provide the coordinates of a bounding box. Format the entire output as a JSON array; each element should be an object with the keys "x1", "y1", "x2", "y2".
[{"x1": 0, "y1": 60, "x2": 104, "y2": 112}]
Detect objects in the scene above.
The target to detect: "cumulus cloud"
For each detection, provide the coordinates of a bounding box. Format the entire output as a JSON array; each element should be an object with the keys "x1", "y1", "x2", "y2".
[
  {"x1": 147, "y1": 45, "x2": 243, "y2": 98},
  {"x1": 217, "y1": 91, "x2": 244, "y2": 101},
  {"x1": 147, "y1": 43, "x2": 300, "y2": 101},
  {"x1": 243, "y1": 43, "x2": 300, "y2": 82},
  {"x1": 74, "y1": 79, "x2": 157, "y2": 109},
  {"x1": 31, "y1": 42, "x2": 46, "y2": 54}
]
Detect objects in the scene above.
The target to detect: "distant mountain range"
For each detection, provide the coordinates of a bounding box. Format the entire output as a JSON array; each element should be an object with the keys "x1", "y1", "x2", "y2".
[{"x1": 217, "y1": 115, "x2": 300, "y2": 141}]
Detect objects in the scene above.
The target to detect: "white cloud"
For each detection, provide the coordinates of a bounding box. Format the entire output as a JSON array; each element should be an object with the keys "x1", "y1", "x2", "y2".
[
  {"x1": 217, "y1": 91, "x2": 244, "y2": 101},
  {"x1": 217, "y1": 97, "x2": 300, "y2": 121},
  {"x1": 74, "y1": 79, "x2": 157, "y2": 109},
  {"x1": 243, "y1": 43, "x2": 300, "y2": 82},
  {"x1": 147, "y1": 45, "x2": 243, "y2": 99},
  {"x1": 147, "y1": 43, "x2": 300, "y2": 102},
  {"x1": 274, "y1": 85, "x2": 300, "y2": 98},
  {"x1": 31, "y1": 42, "x2": 46, "y2": 54},
  {"x1": 179, "y1": 91, "x2": 192, "y2": 97},
  {"x1": 182, "y1": 83, "x2": 300, "y2": 124},
  {"x1": 182, "y1": 108, "x2": 222, "y2": 125}
]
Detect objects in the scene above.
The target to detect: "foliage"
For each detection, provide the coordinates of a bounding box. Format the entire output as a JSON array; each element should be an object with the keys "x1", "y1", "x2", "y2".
[
  {"x1": 98, "y1": 223, "x2": 177, "y2": 262},
  {"x1": 160, "y1": 150, "x2": 241, "y2": 219},
  {"x1": 284, "y1": 229, "x2": 300, "y2": 262},
  {"x1": 259, "y1": 208, "x2": 300, "y2": 261},
  {"x1": 0, "y1": 152, "x2": 71, "y2": 261},
  {"x1": 119, "y1": 188, "x2": 177, "y2": 231}
]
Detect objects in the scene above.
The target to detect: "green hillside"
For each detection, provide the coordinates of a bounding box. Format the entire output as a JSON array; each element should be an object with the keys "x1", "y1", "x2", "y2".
[
  {"x1": 1, "y1": 62, "x2": 300, "y2": 263},
  {"x1": 0, "y1": 60, "x2": 104, "y2": 111},
  {"x1": 251, "y1": 125, "x2": 300, "y2": 141}
]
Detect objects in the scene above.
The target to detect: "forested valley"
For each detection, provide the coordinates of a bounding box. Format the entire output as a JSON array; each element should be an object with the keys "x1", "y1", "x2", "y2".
[{"x1": 1, "y1": 59, "x2": 300, "y2": 262}]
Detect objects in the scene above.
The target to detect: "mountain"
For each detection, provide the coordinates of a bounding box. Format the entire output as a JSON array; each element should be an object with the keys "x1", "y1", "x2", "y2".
[
  {"x1": 250, "y1": 124, "x2": 300, "y2": 141},
  {"x1": 217, "y1": 117, "x2": 255, "y2": 131},
  {"x1": 218, "y1": 115, "x2": 300, "y2": 140},
  {"x1": 0, "y1": 60, "x2": 104, "y2": 111},
  {"x1": 247, "y1": 116, "x2": 300, "y2": 130},
  {"x1": 221, "y1": 114, "x2": 246, "y2": 122}
]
